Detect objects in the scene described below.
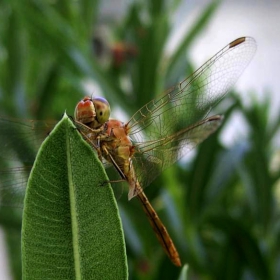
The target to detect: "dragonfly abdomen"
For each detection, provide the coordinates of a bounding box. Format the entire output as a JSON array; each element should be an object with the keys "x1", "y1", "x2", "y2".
[{"x1": 136, "y1": 183, "x2": 181, "y2": 266}]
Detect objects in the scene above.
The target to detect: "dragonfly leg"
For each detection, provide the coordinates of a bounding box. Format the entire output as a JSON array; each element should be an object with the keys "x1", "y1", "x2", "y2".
[{"x1": 100, "y1": 178, "x2": 126, "y2": 187}]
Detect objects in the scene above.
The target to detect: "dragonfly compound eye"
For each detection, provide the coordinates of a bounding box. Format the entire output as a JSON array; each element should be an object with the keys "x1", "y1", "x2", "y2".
[
  {"x1": 93, "y1": 97, "x2": 111, "y2": 125},
  {"x1": 74, "y1": 96, "x2": 96, "y2": 124}
]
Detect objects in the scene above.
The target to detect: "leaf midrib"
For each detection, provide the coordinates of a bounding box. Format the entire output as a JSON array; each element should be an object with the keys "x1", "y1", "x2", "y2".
[{"x1": 67, "y1": 121, "x2": 81, "y2": 279}]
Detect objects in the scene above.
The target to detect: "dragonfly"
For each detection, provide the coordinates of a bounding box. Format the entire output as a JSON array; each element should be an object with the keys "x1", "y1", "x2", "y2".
[
  {"x1": 0, "y1": 37, "x2": 257, "y2": 266},
  {"x1": 75, "y1": 37, "x2": 257, "y2": 266}
]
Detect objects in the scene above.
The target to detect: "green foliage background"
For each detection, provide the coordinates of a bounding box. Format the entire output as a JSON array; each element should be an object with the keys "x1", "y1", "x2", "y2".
[{"x1": 0, "y1": 0, "x2": 279, "y2": 279}]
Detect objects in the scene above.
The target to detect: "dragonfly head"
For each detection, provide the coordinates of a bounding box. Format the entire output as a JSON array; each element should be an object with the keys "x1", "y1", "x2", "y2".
[{"x1": 75, "y1": 96, "x2": 110, "y2": 128}]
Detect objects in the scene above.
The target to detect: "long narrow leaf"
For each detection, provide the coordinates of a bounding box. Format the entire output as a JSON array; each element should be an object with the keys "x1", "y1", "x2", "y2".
[{"x1": 22, "y1": 114, "x2": 128, "y2": 279}]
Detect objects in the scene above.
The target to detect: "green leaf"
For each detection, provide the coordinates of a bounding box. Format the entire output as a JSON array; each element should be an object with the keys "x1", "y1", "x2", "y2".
[
  {"x1": 165, "y1": 0, "x2": 221, "y2": 85},
  {"x1": 178, "y1": 264, "x2": 188, "y2": 280},
  {"x1": 209, "y1": 215, "x2": 271, "y2": 280},
  {"x1": 21, "y1": 114, "x2": 128, "y2": 280}
]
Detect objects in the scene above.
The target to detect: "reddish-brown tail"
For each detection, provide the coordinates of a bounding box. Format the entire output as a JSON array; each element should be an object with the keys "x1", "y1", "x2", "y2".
[{"x1": 136, "y1": 186, "x2": 181, "y2": 266}]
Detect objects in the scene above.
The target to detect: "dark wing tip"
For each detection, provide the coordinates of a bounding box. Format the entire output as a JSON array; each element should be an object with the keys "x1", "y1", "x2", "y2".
[
  {"x1": 229, "y1": 36, "x2": 256, "y2": 49},
  {"x1": 229, "y1": 37, "x2": 246, "y2": 48}
]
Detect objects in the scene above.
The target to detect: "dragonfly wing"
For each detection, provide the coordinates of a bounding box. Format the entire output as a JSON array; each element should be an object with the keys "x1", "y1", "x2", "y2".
[
  {"x1": 132, "y1": 115, "x2": 223, "y2": 193},
  {"x1": 0, "y1": 117, "x2": 56, "y2": 163},
  {"x1": 0, "y1": 167, "x2": 31, "y2": 208},
  {"x1": 127, "y1": 37, "x2": 256, "y2": 143},
  {"x1": 0, "y1": 117, "x2": 56, "y2": 207}
]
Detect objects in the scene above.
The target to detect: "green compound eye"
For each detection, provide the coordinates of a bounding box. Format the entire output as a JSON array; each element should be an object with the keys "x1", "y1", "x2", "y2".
[{"x1": 92, "y1": 97, "x2": 111, "y2": 125}]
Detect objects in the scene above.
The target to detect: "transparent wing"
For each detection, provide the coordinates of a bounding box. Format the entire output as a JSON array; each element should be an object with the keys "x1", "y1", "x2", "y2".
[
  {"x1": 0, "y1": 166, "x2": 32, "y2": 208},
  {"x1": 126, "y1": 37, "x2": 256, "y2": 190},
  {"x1": 132, "y1": 115, "x2": 223, "y2": 194},
  {"x1": 0, "y1": 117, "x2": 56, "y2": 207},
  {"x1": 128, "y1": 37, "x2": 256, "y2": 143}
]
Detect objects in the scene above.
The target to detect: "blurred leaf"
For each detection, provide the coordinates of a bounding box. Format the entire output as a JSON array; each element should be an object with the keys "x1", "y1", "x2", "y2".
[
  {"x1": 186, "y1": 132, "x2": 222, "y2": 220},
  {"x1": 178, "y1": 264, "x2": 188, "y2": 280},
  {"x1": 165, "y1": 0, "x2": 221, "y2": 86},
  {"x1": 234, "y1": 94, "x2": 276, "y2": 230},
  {"x1": 208, "y1": 214, "x2": 271, "y2": 280},
  {"x1": 204, "y1": 141, "x2": 249, "y2": 208}
]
